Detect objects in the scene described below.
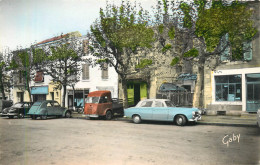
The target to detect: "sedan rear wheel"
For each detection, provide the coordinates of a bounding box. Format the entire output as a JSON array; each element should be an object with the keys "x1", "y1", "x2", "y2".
[
  {"x1": 65, "y1": 111, "x2": 71, "y2": 118},
  {"x1": 175, "y1": 115, "x2": 187, "y2": 126},
  {"x1": 132, "y1": 115, "x2": 141, "y2": 124}
]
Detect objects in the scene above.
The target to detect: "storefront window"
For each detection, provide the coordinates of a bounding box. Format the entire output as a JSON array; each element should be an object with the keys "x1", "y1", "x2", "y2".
[{"x1": 215, "y1": 75, "x2": 242, "y2": 101}]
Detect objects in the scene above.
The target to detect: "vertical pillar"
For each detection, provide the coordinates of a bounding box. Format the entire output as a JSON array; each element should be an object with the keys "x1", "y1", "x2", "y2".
[{"x1": 242, "y1": 73, "x2": 246, "y2": 112}]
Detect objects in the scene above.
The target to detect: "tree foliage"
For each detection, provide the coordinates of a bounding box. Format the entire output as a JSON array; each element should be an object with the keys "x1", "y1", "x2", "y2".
[
  {"x1": 88, "y1": 0, "x2": 155, "y2": 107},
  {"x1": 35, "y1": 37, "x2": 83, "y2": 107}
]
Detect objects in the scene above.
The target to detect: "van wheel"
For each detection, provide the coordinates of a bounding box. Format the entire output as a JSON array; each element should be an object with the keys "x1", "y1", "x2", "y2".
[
  {"x1": 8, "y1": 116, "x2": 14, "y2": 119},
  {"x1": 105, "y1": 111, "x2": 113, "y2": 120}
]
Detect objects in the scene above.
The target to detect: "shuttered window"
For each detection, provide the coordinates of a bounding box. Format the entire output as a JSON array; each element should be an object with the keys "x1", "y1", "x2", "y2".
[
  {"x1": 243, "y1": 41, "x2": 252, "y2": 61},
  {"x1": 82, "y1": 64, "x2": 89, "y2": 80},
  {"x1": 83, "y1": 40, "x2": 89, "y2": 54},
  {"x1": 220, "y1": 33, "x2": 230, "y2": 61},
  {"x1": 101, "y1": 63, "x2": 108, "y2": 79},
  {"x1": 220, "y1": 33, "x2": 253, "y2": 61}
]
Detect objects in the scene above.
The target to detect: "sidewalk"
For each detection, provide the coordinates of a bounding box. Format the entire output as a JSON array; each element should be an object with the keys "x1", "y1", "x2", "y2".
[
  {"x1": 71, "y1": 113, "x2": 258, "y2": 127},
  {"x1": 197, "y1": 115, "x2": 258, "y2": 127}
]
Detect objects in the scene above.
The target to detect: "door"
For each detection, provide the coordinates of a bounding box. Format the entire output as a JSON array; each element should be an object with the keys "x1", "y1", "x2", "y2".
[
  {"x1": 152, "y1": 101, "x2": 169, "y2": 121},
  {"x1": 138, "y1": 101, "x2": 153, "y2": 120},
  {"x1": 246, "y1": 74, "x2": 260, "y2": 112}
]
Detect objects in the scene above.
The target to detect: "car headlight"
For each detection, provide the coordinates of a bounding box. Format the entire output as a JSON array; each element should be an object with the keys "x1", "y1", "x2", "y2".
[
  {"x1": 192, "y1": 111, "x2": 195, "y2": 115},
  {"x1": 198, "y1": 110, "x2": 202, "y2": 115}
]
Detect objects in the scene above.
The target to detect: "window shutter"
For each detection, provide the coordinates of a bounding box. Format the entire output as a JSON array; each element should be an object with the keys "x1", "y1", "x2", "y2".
[
  {"x1": 82, "y1": 64, "x2": 89, "y2": 80},
  {"x1": 220, "y1": 33, "x2": 230, "y2": 61},
  {"x1": 243, "y1": 41, "x2": 252, "y2": 61},
  {"x1": 102, "y1": 63, "x2": 108, "y2": 79},
  {"x1": 83, "y1": 40, "x2": 89, "y2": 54}
]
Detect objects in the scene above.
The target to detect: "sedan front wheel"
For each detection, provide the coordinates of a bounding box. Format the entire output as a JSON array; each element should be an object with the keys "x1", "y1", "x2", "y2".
[{"x1": 175, "y1": 115, "x2": 187, "y2": 126}]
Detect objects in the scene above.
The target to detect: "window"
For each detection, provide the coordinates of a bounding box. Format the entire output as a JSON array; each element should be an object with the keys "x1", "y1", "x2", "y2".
[
  {"x1": 154, "y1": 101, "x2": 164, "y2": 107},
  {"x1": 220, "y1": 33, "x2": 252, "y2": 61},
  {"x1": 215, "y1": 75, "x2": 242, "y2": 101},
  {"x1": 140, "y1": 101, "x2": 153, "y2": 107},
  {"x1": 18, "y1": 71, "x2": 23, "y2": 84},
  {"x1": 82, "y1": 64, "x2": 89, "y2": 80},
  {"x1": 101, "y1": 63, "x2": 108, "y2": 79},
  {"x1": 47, "y1": 103, "x2": 52, "y2": 107},
  {"x1": 243, "y1": 41, "x2": 252, "y2": 61},
  {"x1": 53, "y1": 102, "x2": 60, "y2": 107}
]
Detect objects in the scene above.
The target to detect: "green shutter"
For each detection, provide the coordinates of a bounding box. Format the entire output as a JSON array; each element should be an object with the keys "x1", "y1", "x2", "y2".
[
  {"x1": 243, "y1": 41, "x2": 252, "y2": 61},
  {"x1": 220, "y1": 33, "x2": 230, "y2": 61}
]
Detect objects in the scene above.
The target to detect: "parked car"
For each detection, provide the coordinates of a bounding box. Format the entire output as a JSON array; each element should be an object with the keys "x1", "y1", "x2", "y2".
[
  {"x1": 257, "y1": 109, "x2": 260, "y2": 128},
  {"x1": 0, "y1": 100, "x2": 13, "y2": 113},
  {"x1": 27, "y1": 100, "x2": 72, "y2": 120},
  {"x1": 0, "y1": 102, "x2": 32, "y2": 119},
  {"x1": 83, "y1": 90, "x2": 124, "y2": 120},
  {"x1": 158, "y1": 83, "x2": 187, "y2": 92},
  {"x1": 124, "y1": 99, "x2": 202, "y2": 126}
]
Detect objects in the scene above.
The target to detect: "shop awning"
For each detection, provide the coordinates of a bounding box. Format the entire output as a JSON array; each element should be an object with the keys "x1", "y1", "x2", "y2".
[{"x1": 31, "y1": 86, "x2": 48, "y2": 94}]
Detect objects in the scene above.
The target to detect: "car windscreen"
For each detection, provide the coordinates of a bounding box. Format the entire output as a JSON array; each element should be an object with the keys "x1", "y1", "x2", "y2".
[
  {"x1": 165, "y1": 101, "x2": 175, "y2": 107},
  {"x1": 86, "y1": 97, "x2": 100, "y2": 103},
  {"x1": 12, "y1": 103, "x2": 23, "y2": 108},
  {"x1": 32, "y1": 102, "x2": 42, "y2": 106}
]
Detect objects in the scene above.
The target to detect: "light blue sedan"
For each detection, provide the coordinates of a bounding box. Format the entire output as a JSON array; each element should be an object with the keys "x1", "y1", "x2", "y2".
[{"x1": 124, "y1": 99, "x2": 202, "y2": 126}]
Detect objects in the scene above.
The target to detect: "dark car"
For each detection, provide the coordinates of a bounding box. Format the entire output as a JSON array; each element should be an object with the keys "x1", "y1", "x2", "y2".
[
  {"x1": 0, "y1": 100, "x2": 13, "y2": 113},
  {"x1": 0, "y1": 102, "x2": 32, "y2": 119},
  {"x1": 27, "y1": 100, "x2": 72, "y2": 120}
]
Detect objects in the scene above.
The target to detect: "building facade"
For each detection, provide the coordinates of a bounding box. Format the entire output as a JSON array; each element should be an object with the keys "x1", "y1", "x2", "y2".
[{"x1": 204, "y1": 2, "x2": 260, "y2": 114}]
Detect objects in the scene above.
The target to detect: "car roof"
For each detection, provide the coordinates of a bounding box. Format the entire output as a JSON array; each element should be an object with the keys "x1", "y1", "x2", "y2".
[{"x1": 139, "y1": 99, "x2": 170, "y2": 102}]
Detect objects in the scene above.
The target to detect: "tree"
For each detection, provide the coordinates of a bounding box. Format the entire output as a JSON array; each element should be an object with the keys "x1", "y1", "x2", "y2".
[
  {"x1": 153, "y1": 0, "x2": 257, "y2": 108},
  {"x1": 88, "y1": 0, "x2": 154, "y2": 107},
  {"x1": 0, "y1": 50, "x2": 14, "y2": 100},
  {"x1": 36, "y1": 36, "x2": 83, "y2": 107},
  {"x1": 11, "y1": 48, "x2": 34, "y2": 102}
]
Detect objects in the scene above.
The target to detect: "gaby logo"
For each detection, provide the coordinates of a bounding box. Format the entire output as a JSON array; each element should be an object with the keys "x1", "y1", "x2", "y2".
[{"x1": 222, "y1": 133, "x2": 240, "y2": 147}]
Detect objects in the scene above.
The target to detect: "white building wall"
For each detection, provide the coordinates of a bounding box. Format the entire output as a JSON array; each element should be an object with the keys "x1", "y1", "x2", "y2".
[{"x1": 65, "y1": 63, "x2": 119, "y2": 107}]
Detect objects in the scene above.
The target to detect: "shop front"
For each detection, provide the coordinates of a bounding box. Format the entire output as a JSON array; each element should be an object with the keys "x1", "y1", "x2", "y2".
[
  {"x1": 67, "y1": 89, "x2": 89, "y2": 109},
  {"x1": 211, "y1": 68, "x2": 260, "y2": 113},
  {"x1": 31, "y1": 86, "x2": 48, "y2": 102}
]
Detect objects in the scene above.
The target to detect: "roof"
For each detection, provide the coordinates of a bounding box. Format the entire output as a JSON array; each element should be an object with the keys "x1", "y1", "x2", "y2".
[
  {"x1": 36, "y1": 31, "x2": 82, "y2": 46},
  {"x1": 88, "y1": 90, "x2": 111, "y2": 97}
]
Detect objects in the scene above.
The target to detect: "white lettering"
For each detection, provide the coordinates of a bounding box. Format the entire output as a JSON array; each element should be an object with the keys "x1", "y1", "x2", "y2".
[{"x1": 222, "y1": 133, "x2": 240, "y2": 147}]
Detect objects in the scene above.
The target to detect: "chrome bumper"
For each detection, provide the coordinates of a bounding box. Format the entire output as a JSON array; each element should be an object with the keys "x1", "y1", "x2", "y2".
[
  {"x1": 82, "y1": 114, "x2": 99, "y2": 118},
  {"x1": 189, "y1": 116, "x2": 202, "y2": 122}
]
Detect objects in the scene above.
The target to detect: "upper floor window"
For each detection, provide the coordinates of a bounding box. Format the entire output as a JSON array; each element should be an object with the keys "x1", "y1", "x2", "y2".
[
  {"x1": 220, "y1": 34, "x2": 252, "y2": 61},
  {"x1": 82, "y1": 64, "x2": 89, "y2": 80},
  {"x1": 34, "y1": 71, "x2": 44, "y2": 82},
  {"x1": 101, "y1": 63, "x2": 108, "y2": 79}
]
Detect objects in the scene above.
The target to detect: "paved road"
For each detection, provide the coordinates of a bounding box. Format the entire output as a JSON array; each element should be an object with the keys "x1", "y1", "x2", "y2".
[{"x1": 0, "y1": 117, "x2": 259, "y2": 165}]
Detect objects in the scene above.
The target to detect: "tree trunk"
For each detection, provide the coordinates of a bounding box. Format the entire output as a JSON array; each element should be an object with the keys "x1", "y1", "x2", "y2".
[
  {"x1": 62, "y1": 84, "x2": 67, "y2": 107},
  {"x1": 0, "y1": 75, "x2": 5, "y2": 100},
  {"x1": 121, "y1": 78, "x2": 129, "y2": 108},
  {"x1": 193, "y1": 63, "x2": 204, "y2": 108},
  {"x1": 26, "y1": 75, "x2": 32, "y2": 102}
]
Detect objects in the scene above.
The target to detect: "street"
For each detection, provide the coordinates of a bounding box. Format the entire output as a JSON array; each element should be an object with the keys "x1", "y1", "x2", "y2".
[{"x1": 0, "y1": 117, "x2": 259, "y2": 165}]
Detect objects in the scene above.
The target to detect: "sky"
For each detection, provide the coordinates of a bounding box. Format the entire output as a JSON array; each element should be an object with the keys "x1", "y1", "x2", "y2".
[{"x1": 0, "y1": 0, "x2": 156, "y2": 53}]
